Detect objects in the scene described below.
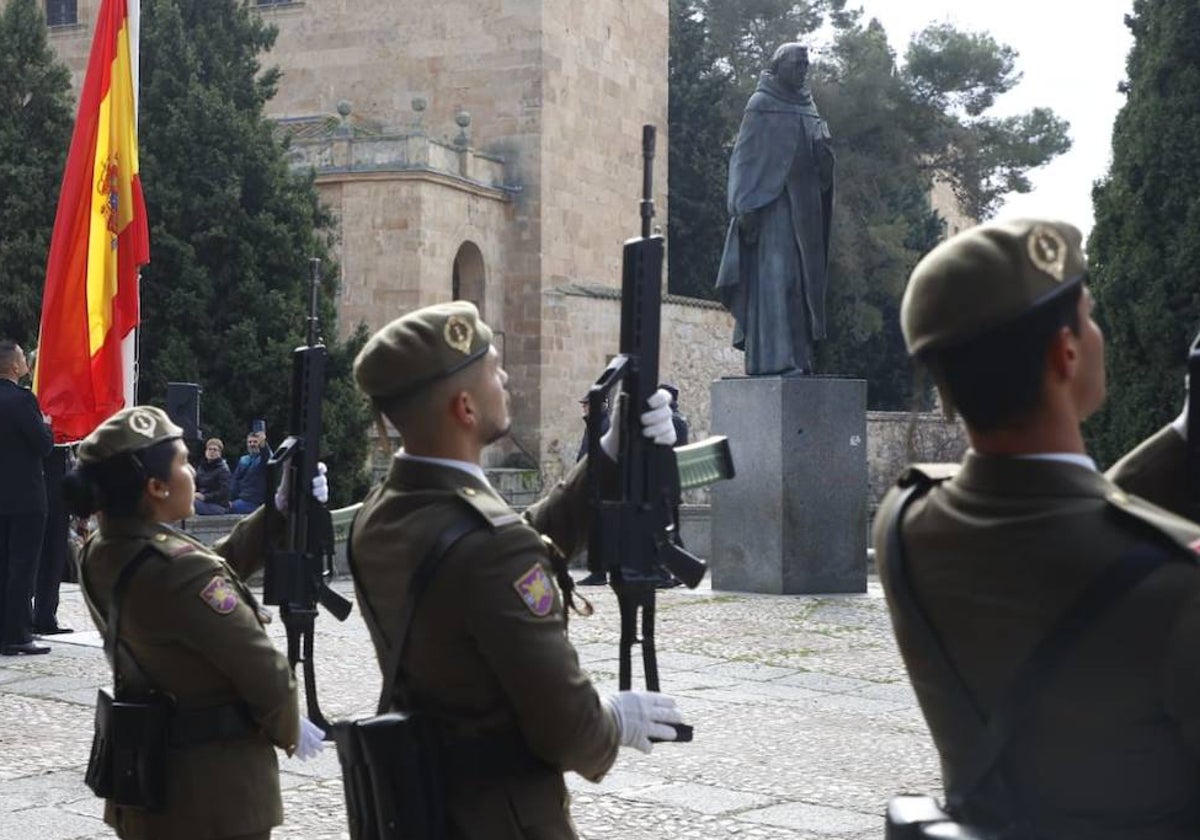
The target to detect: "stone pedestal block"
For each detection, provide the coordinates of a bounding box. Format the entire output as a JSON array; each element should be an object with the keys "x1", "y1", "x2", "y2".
[{"x1": 710, "y1": 376, "x2": 867, "y2": 594}]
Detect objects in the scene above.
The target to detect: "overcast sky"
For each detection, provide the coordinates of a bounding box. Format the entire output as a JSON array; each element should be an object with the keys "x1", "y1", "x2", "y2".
[{"x1": 835, "y1": 0, "x2": 1135, "y2": 239}]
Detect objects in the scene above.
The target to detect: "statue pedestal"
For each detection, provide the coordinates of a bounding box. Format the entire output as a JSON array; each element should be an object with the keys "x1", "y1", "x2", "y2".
[{"x1": 710, "y1": 376, "x2": 867, "y2": 594}]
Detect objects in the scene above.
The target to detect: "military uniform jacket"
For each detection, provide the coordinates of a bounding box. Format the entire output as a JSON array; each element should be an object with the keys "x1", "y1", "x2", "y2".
[
  {"x1": 350, "y1": 456, "x2": 621, "y2": 840},
  {"x1": 874, "y1": 452, "x2": 1200, "y2": 839},
  {"x1": 81, "y1": 508, "x2": 299, "y2": 840},
  {"x1": 1106, "y1": 424, "x2": 1200, "y2": 522}
]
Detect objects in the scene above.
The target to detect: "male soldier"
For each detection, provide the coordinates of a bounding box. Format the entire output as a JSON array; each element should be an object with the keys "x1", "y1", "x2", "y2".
[
  {"x1": 350, "y1": 301, "x2": 685, "y2": 839},
  {"x1": 1107, "y1": 397, "x2": 1196, "y2": 521},
  {"x1": 875, "y1": 219, "x2": 1200, "y2": 838}
]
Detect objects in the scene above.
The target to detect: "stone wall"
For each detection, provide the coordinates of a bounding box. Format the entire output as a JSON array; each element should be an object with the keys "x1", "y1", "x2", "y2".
[
  {"x1": 313, "y1": 168, "x2": 512, "y2": 334},
  {"x1": 539, "y1": 286, "x2": 740, "y2": 485},
  {"x1": 866, "y1": 410, "x2": 969, "y2": 509}
]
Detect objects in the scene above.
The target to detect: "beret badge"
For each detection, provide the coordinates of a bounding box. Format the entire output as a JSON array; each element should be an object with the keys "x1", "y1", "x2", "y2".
[
  {"x1": 1027, "y1": 224, "x2": 1068, "y2": 282},
  {"x1": 444, "y1": 314, "x2": 474, "y2": 355},
  {"x1": 128, "y1": 410, "x2": 157, "y2": 438}
]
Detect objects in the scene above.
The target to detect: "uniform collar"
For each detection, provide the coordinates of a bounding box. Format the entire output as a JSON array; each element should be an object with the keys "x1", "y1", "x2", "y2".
[
  {"x1": 396, "y1": 449, "x2": 489, "y2": 487},
  {"x1": 1012, "y1": 452, "x2": 1098, "y2": 472},
  {"x1": 954, "y1": 450, "x2": 1113, "y2": 499},
  {"x1": 388, "y1": 453, "x2": 493, "y2": 495},
  {"x1": 97, "y1": 515, "x2": 179, "y2": 541}
]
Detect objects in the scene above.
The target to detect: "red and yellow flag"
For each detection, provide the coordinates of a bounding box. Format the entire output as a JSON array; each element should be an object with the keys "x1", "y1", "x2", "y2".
[{"x1": 35, "y1": 0, "x2": 148, "y2": 443}]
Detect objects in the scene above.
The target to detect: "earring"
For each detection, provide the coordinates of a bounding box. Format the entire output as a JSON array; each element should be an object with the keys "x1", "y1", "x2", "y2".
[{"x1": 163, "y1": 490, "x2": 170, "y2": 498}]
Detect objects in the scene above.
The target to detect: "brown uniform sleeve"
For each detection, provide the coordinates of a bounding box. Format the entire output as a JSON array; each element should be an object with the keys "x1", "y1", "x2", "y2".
[
  {"x1": 459, "y1": 526, "x2": 620, "y2": 782},
  {"x1": 153, "y1": 550, "x2": 300, "y2": 752},
  {"x1": 523, "y1": 455, "x2": 616, "y2": 560},
  {"x1": 1107, "y1": 426, "x2": 1197, "y2": 523},
  {"x1": 210, "y1": 505, "x2": 281, "y2": 579}
]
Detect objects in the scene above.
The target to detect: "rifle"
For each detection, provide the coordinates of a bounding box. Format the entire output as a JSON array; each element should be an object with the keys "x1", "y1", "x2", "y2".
[
  {"x1": 265, "y1": 257, "x2": 353, "y2": 732},
  {"x1": 585, "y1": 125, "x2": 734, "y2": 743}
]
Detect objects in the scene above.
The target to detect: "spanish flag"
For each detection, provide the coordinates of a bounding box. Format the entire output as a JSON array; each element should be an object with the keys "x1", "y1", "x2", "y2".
[{"x1": 35, "y1": 0, "x2": 148, "y2": 443}]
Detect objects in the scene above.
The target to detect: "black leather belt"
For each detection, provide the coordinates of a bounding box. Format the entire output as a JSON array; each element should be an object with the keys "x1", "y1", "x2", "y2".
[{"x1": 170, "y1": 702, "x2": 257, "y2": 748}]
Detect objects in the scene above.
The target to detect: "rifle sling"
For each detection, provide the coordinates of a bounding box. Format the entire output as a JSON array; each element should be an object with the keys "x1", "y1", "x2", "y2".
[
  {"x1": 80, "y1": 542, "x2": 257, "y2": 746},
  {"x1": 886, "y1": 480, "x2": 1167, "y2": 813},
  {"x1": 344, "y1": 510, "x2": 482, "y2": 716}
]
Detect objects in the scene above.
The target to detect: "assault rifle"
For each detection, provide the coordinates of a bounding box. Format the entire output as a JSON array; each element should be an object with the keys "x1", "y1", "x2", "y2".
[
  {"x1": 265, "y1": 258, "x2": 353, "y2": 732},
  {"x1": 585, "y1": 125, "x2": 734, "y2": 743}
]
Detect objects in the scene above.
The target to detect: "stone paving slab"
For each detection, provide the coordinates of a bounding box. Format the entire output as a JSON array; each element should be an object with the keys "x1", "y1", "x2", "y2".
[
  {"x1": 738, "y1": 800, "x2": 881, "y2": 834},
  {"x1": 0, "y1": 574, "x2": 941, "y2": 839}
]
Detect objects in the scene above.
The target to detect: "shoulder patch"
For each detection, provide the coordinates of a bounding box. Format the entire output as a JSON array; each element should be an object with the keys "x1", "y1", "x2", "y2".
[
  {"x1": 198, "y1": 575, "x2": 240, "y2": 614},
  {"x1": 512, "y1": 563, "x2": 555, "y2": 617},
  {"x1": 456, "y1": 486, "x2": 522, "y2": 528}
]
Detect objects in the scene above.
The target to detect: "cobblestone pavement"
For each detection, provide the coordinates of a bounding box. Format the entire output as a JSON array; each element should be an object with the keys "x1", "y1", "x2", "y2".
[{"x1": 0, "y1": 572, "x2": 942, "y2": 839}]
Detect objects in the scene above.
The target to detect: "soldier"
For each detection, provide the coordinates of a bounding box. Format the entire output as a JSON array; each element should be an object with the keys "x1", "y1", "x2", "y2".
[
  {"x1": 65, "y1": 406, "x2": 324, "y2": 840},
  {"x1": 1106, "y1": 398, "x2": 1196, "y2": 521},
  {"x1": 350, "y1": 301, "x2": 685, "y2": 839},
  {"x1": 875, "y1": 219, "x2": 1200, "y2": 839}
]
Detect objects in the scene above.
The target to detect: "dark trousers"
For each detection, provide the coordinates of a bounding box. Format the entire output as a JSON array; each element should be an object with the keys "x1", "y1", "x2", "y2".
[
  {"x1": 33, "y1": 504, "x2": 69, "y2": 629},
  {"x1": 0, "y1": 513, "x2": 47, "y2": 646}
]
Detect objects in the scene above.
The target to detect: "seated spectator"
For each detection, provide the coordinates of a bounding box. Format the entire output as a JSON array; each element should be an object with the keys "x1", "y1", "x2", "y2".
[
  {"x1": 229, "y1": 425, "x2": 272, "y2": 514},
  {"x1": 193, "y1": 438, "x2": 231, "y2": 515}
]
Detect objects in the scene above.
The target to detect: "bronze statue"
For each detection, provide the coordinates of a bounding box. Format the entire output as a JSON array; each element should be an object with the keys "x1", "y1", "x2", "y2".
[{"x1": 716, "y1": 43, "x2": 836, "y2": 376}]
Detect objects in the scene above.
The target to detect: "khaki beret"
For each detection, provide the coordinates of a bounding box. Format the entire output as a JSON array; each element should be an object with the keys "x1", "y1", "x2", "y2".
[
  {"x1": 354, "y1": 301, "x2": 494, "y2": 401},
  {"x1": 77, "y1": 406, "x2": 183, "y2": 465},
  {"x1": 901, "y1": 218, "x2": 1087, "y2": 355}
]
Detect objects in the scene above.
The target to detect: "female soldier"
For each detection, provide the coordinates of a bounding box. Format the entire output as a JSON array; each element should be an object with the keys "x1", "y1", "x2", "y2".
[{"x1": 65, "y1": 406, "x2": 323, "y2": 840}]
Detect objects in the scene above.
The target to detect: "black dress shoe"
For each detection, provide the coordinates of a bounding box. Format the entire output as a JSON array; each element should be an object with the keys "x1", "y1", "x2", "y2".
[
  {"x1": 1, "y1": 642, "x2": 51, "y2": 656},
  {"x1": 33, "y1": 624, "x2": 74, "y2": 636},
  {"x1": 578, "y1": 571, "x2": 608, "y2": 586}
]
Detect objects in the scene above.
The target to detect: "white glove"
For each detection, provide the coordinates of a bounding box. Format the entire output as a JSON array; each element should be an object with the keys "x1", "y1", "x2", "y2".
[
  {"x1": 274, "y1": 462, "x2": 329, "y2": 512},
  {"x1": 600, "y1": 388, "x2": 677, "y2": 461},
  {"x1": 294, "y1": 717, "x2": 325, "y2": 761},
  {"x1": 604, "y1": 690, "x2": 683, "y2": 754}
]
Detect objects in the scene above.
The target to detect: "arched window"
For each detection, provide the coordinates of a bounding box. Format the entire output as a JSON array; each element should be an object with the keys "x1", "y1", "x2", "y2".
[
  {"x1": 45, "y1": 0, "x2": 77, "y2": 26},
  {"x1": 452, "y1": 241, "x2": 485, "y2": 314}
]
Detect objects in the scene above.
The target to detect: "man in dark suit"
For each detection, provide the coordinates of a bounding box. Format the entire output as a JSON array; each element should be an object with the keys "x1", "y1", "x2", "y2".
[
  {"x1": 0, "y1": 341, "x2": 54, "y2": 655},
  {"x1": 33, "y1": 445, "x2": 73, "y2": 635}
]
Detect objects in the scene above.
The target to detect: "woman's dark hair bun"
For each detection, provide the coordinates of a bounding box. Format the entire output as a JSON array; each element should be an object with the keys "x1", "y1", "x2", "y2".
[{"x1": 62, "y1": 468, "x2": 100, "y2": 518}]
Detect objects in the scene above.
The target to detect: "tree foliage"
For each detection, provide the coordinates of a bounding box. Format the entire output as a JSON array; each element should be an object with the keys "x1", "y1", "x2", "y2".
[
  {"x1": 0, "y1": 0, "x2": 72, "y2": 346},
  {"x1": 1086, "y1": 0, "x2": 1200, "y2": 466},
  {"x1": 137, "y1": 0, "x2": 369, "y2": 504},
  {"x1": 666, "y1": 0, "x2": 733, "y2": 298},
  {"x1": 666, "y1": 1, "x2": 1071, "y2": 409}
]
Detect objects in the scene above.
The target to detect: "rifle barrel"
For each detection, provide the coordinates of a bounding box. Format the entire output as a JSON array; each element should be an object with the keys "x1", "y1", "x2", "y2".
[{"x1": 640, "y1": 125, "x2": 655, "y2": 239}]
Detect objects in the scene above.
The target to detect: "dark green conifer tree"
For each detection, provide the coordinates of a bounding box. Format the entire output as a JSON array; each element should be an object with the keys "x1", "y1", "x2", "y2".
[
  {"x1": 1087, "y1": 0, "x2": 1200, "y2": 466},
  {"x1": 0, "y1": 0, "x2": 73, "y2": 345},
  {"x1": 137, "y1": 0, "x2": 369, "y2": 504}
]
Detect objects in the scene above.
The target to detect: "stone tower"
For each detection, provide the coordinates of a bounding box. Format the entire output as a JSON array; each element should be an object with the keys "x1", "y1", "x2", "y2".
[
  {"x1": 256, "y1": 0, "x2": 670, "y2": 467},
  {"x1": 44, "y1": 0, "x2": 676, "y2": 473}
]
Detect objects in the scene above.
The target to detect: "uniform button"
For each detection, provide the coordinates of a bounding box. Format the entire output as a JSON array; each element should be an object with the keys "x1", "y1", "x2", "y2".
[
  {"x1": 1108, "y1": 490, "x2": 1129, "y2": 505},
  {"x1": 463, "y1": 487, "x2": 477, "y2": 496},
  {"x1": 154, "y1": 534, "x2": 167, "y2": 542}
]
